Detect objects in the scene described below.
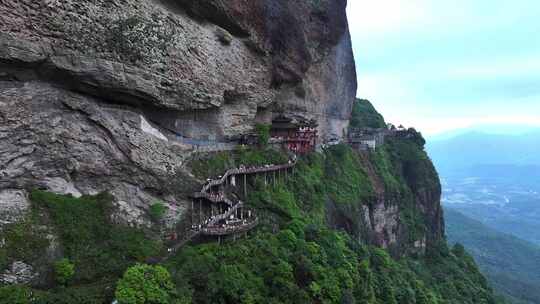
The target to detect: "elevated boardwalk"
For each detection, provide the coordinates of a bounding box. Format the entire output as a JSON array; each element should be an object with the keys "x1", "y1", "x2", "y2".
[
  {"x1": 161, "y1": 202, "x2": 245, "y2": 261},
  {"x1": 201, "y1": 159, "x2": 297, "y2": 193},
  {"x1": 192, "y1": 192, "x2": 235, "y2": 206},
  {"x1": 161, "y1": 157, "x2": 298, "y2": 261},
  {"x1": 201, "y1": 218, "x2": 259, "y2": 236}
]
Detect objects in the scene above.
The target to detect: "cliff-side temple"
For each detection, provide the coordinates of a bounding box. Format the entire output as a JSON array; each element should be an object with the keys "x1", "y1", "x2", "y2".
[{"x1": 269, "y1": 116, "x2": 318, "y2": 154}]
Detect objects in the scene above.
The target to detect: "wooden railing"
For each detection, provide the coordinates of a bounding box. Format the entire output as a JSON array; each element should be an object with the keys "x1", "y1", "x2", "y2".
[
  {"x1": 201, "y1": 218, "x2": 259, "y2": 236},
  {"x1": 201, "y1": 158, "x2": 297, "y2": 193},
  {"x1": 192, "y1": 192, "x2": 235, "y2": 206},
  {"x1": 206, "y1": 202, "x2": 244, "y2": 224}
]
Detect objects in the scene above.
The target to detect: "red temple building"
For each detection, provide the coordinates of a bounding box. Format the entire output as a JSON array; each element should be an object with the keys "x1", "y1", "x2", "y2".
[{"x1": 270, "y1": 117, "x2": 318, "y2": 154}]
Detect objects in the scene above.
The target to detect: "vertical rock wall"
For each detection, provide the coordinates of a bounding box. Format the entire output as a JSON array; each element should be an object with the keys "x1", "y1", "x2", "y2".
[{"x1": 0, "y1": 0, "x2": 357, "y2": 224}]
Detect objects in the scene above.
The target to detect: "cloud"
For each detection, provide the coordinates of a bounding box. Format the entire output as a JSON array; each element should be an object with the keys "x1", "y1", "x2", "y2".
[
  {"x1": 346, "y1": 0, "x2": 434, "y2": 37},
  {"x1": 348, "y1": 0, "x2": 540, "y2": 135}
]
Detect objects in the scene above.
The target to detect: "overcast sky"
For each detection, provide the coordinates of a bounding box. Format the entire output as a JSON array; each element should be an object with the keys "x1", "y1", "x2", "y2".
[{"x1": 346, "y1": 0, "x2": 540, "y2": 135}]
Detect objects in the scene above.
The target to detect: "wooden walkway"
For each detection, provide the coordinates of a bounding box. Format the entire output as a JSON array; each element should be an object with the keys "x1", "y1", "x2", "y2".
[
  {"x1": 201, "y1": 218, "x2": 259, "y2": 236},
  {"x1": 160, "y1": 157, "x2": 297, "y2": 261},
  {"x1": 160, "y1": 202, "x2": 245, "y2": 261},
  {"x1": 192, "y1": 192, "x2": 235, "y2": 206},
  {"x1": 201, "y1": 158, "x2": 297, "y2": 193}
]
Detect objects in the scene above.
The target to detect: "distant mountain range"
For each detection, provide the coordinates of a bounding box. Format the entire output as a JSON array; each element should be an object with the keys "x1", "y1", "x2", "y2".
[
  {"x1": 445, "y1": 208, "x2": 540, "y2": 304},
  {"x1": 431, "y1": 126, "x2": 540, "y2": 303},
  {"x1": 427, "y1": 128, "x2": 540, "y2": 174}
]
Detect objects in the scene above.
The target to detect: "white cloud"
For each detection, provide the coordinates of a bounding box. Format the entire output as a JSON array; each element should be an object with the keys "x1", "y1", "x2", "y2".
[
  {"x1": 347, "y1": 0, "x2": 540, "y2": 135},
  {"x1": 445, "y1": 56, "x2": 540, "y2": 79},
  {"x1": 413, "y1": 115, "x2": 540, "y2": 136},
  {"x1": 346, "y1": 0, "x2": 434, "y2": 37}
]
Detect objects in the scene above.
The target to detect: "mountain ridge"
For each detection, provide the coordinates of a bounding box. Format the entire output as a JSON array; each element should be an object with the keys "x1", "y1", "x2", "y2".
[{"x1": 445, "y1": 207, "x2": 540, "y2": 304}]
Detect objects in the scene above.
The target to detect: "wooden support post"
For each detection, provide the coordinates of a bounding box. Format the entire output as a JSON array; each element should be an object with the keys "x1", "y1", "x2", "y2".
[
  {"x1": 199, "y1": 199, "x2": 202, "y2": 223},
  {"x1": 273, "y1": 171, "x2": 276, "y2": 187},
  {"x1": 244, "y1": 174, "x2": 247, "y2": 197},
  {"x1": 191, "y1": 199, "x2": 194, "y2": 225}
]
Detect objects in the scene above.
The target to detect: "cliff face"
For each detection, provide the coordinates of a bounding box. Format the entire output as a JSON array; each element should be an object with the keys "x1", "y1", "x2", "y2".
[
  {"x1": 324, "y1": 140, "x2": 445, "y2": 256},
  {"x1": 0, "y1": 0, "x2": 356, "y2": 224},
  {"x1": 0, "y1": 0, "x2": 355, "y2": 137},
  {"x1": 359, "y1": 138, "x2": 445, "y2": 255},
  {"x1": 325, "y1": 100, "x2": 445, "y2": 256}
]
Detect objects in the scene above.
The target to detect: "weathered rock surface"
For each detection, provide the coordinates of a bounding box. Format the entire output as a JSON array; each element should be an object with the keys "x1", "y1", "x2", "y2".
[
  {"x1": 0, "y1": 81, "x2": 197, "y2": 226},
  {"x1": 0, "y1": 0, "x2": 356, "y2": 224},
  {"x1": 0, "y1": 189, "x2": 30, "y2": 227},
  {"x1": 0, "y1": 0, "x2": 355, "y2": 140},
  {"x1": 0, "y1": 261, "x2": 38, "y2": 285}
]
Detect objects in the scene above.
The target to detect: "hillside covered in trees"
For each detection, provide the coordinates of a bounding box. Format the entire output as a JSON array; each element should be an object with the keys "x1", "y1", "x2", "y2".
[
  {"x1": 0, "y1": 100, "x2": 500, "y2": 304},
  {"x1": 446, "y1": 208, "x2": 540, "y2": 304}
]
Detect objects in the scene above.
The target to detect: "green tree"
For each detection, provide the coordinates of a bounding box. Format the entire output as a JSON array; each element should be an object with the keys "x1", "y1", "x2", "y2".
[
  {"x1": 255, "y1": 124, "x2": 271, "y2": 147},
  {"x1": 115, "y1": 264, "x2": 178, "y2": 304},
  {"x1": 349, "y1": 99, "x2": 386, "y2": 129},
  {"x1": 54, "y1": 258, "x2": 75, "y2": 286},
  {"x1": 149, "y1": 201, "x2": 167, "y2": 222}
]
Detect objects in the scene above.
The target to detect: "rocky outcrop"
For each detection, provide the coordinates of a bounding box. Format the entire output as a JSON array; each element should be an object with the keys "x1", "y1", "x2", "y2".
[
  {"x1": 0, "y1": 261, "x2": 38, "y2": 285},
  {"x1": 0, "y1": 190, "x2": 30, "y2": 227},
  {"x1": 0, "y1": 0, "x2": 356, "y2": 225},
  {"x1": 0, "y1": 80, "x2": 197, "y2": 226},
  {"x1": 0, "y1": 0, "x2": 355, "y2": 140}
]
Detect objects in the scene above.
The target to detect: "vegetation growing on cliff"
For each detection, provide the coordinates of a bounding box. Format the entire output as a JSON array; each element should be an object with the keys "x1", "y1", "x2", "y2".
[
  {"x1": 189, "y1": 147, "x2": 288, "y2": 180},
  {"x1": 369, "y1": 136, "x2": 440, "y2": 244},
  {"x1": 0, "y1": 145, "x2": 499, "y2": 304},
  {"x1": 0, "y1": 191, "x2": 163, "y2": 303},
  {"x1": 166, "y1": 146, "x2": 499, "y2": 304},
  {"x1": 349, "y1": 99, "x2": 387, "y2": 129}
]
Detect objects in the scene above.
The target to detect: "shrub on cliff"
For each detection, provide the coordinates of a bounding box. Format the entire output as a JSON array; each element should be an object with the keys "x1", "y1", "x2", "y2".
[
  {"x1": 149, "y1": 201, "x2": 167, "y2": 223},
  {"x1": 0, "y1": 219, "x2": 49, "y2": 270},
  {"x1": 255, "y1": 124, "x2": 271, "y2": 147},
  {"x1": 54, "y1": 258, "x2": 75, "y2": 286}
]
